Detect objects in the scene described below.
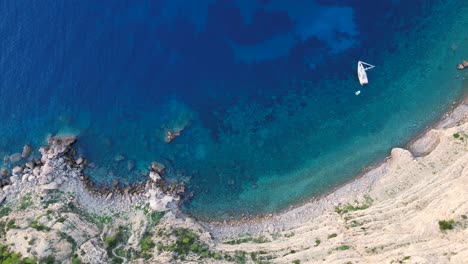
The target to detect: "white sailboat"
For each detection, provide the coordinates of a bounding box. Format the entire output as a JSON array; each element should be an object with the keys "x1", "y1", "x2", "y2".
[{"x1": 357, "y1": 61, "x2": 375, "y2": 86}]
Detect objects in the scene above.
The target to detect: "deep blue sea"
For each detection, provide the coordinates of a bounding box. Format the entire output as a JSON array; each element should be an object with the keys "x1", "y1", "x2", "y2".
[{"x1": 0, "y1": 0, "x2": 467, "y2": 220}]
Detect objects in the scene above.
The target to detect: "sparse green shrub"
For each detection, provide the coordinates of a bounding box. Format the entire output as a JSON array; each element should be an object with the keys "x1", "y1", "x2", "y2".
[
  {"x1": 149, "y1": 211, "x2": 165, "y2": 226},
  {"x1": 335, "y1": 195, "x2": 373, "y2": 216},
  {"x1": 234, "y1": 250, "x2": 247, "y2": 264},
  {"x1": 140, "y1": 234, "x2": 155, "y2": 251},
  {"x1": 336, "y1": 245, "x2": 351, "y2": 251},
  {"x1": 224, "y1": 235, "x2": 270, "y2": 244},
  {"x1": 58, "y1": 231, "x2": 77, "y2": 252},
  {"x1": 23, "y1": 257, "x2": 36, "y2": 264},
  {"x1": 31, "y1": 220, "x2": 51, "y2": 232},
  {"x1": 314, "y1": 239, "x2": 321, "y2": 247},
  {"x1": 391, "y1": 255, "x2": 411, "y2": 263},
  {"x1": 461, "y1": 215, "x2": 467, "y2": 220},
  {"x1": 292, "y1": 260, "x2": 300, "y2": 264},
  {"x1": 0, "y1": 206, "x2": 11, "y2": 218},
  {"x1": 328, "y1": 233, "x2": 337, "y2": 239},
  {"x1": 6, "y1": 219, "x2": 17, "y2": 230},
  {"x1": 41, "y1": 255, "x2": 55, "y2": 264},
  {"x1": 157, "y1": 228, "x2": 223, "y2": 261},
  {"x1": 350, "y1": 220, "x2": 363, "y2": 227},
  {"x1": 439, "y1": 219, "x2": 455, "y2": 231},
  {"x1": 71, "y1": 255, "x2": 82, "y2": 264},
  {"x1": 0, "y1": 244, "x2": 37, "y2": 263},
  {"x1": 19, "y1": 193, "x2": 33, "y2": 210},
  {"x1": 453, "y1": 133, "x2": 460, "y2": 139}
]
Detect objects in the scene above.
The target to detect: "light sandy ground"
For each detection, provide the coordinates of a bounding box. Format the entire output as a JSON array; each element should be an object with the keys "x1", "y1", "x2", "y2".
[{"x1": 202, "y1": 99, "x2": 468, "y2": 263}]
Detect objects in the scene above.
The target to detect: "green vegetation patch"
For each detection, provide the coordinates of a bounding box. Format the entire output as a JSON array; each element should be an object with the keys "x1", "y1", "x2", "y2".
[
  {"x1": 0, "y1": 206, "x2": 11, "y2": 218},
  {"x1": 327, "y1": 233, "x2": 337, "y2": 239},
  {"x1": 335, "y1": 245, "x2": 351, "y2": 251},
  {"x1": 71, "y1": 255, "x2": 82, "y2": 264},
  {"x1": 453, "y1": 133, "x2": 461, "y2": 139},
  {"x1": 31, "y1": 220, "x2": 51, "y2": 232},
  {"x1": 391, "y1": 256, "x2": 411, "y2": 264},
  {"x1": 223, "y1": 235, "x2": 271, "y2": 245},
  {"x1": 58, "y1": 231, "x2": 78, "y2": 252},
  {"x1": 157, "y1": 228, "x2": 223, "y2": 261},
  {"x1": 6, "y1": 219, "x2": 18, "y2": 230},
  {"x1": 104, "y1": 225, "x2": 130, "y2": 253},
  {"x1": 140, "y1": 234, "x2": 155, "y2": 251},
  {"x1": 0, "y1": 244, "x2": 37, "y2": 263},
  {"x1": 19, "y1": 193, "x2": 33, "y2": 210},
  {"x1": 439, "y1": 219, "x2": 455, "y2": 231},
  {"x1": 148, "y1": 211, "x2": 165, "y2": 226},
  {"x1": 335, "y1": 195, "x2": 373, "y2": 216},
  {"x1": 314, "y1": 238, "x2": 321, "y2": 247}
]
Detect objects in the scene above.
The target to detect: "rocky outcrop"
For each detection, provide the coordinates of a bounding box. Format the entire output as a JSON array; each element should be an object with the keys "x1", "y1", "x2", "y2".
[
  {"x1": 409, "y1": 129, "x2": 441, "y2": 157},
  {"x1": 0, "y1": 135, "x2": 192, "y2": 263}
]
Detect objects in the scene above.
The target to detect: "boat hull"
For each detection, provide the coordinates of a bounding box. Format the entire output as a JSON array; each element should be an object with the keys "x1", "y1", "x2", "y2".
[{"x1": 357, "y1": 61, "x2": 368, "y2": 85}]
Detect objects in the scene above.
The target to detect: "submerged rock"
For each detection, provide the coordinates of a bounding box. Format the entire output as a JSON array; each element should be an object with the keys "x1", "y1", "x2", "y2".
[
  {"x1": 165, "y1": 130, "x2": 180, "y2": 143},
  {"x1": 457, "y1": 60, "x2": 468, "y2": 70},
  {"x1": 114, "y1": 154, "x2": 126, "y2": 162},
  {"x1": 0, "y1": 168, "x2": 8, "y2": 178},
  {"x1": 127, "y1": 159, "x2": 135, "y2": 171},
  {"x1": 112, "y1": 179, "x2": 119, "y2": 187},
  {"x1": 9, "y1": 153, "x2": 22, "y2": 163},
  {"x1": 21, "y1": 144, "x2": 32, "y2": 158},
  {"x1": 150, "y1": 162, "x2": 165, "y2": 174}
]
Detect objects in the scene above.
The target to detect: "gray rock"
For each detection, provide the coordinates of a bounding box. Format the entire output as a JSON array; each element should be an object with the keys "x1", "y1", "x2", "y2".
[
  {"x1": 33, "y1": 167, "x2": 41, "y2": 177},
  {"x1": 0, "y1": 168, "x2": 8, "y2": 178},
  {"x1": 12, "y1": 166, "x2": 23, "y2": 176},
  {"x1": 76, "y1": 157, "x2": 84, "y2": 165},
  {"x1": 25, "y1": 161, "x2": 35, "y2": 170},
  {"x1": 21, "y1": 174, "x2": 29, "y2": 183},
  {"x1": 9, "y1": 175, "x2": 19, "y2": 183},
  {"x1": 41, "y1": 181, "x2": 59, "y2": 190},
  {"x1": 21, "y1": 144, "x2": 32, "y2": 158}
]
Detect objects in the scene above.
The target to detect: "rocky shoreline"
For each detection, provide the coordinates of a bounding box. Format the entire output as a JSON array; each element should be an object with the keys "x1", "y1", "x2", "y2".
[
  {"x1": 0, "y1": 80, "x2": 467, "y2": 263},
  {"x1": 0, "y1": 136, "x2": 215, "y2": 263}
]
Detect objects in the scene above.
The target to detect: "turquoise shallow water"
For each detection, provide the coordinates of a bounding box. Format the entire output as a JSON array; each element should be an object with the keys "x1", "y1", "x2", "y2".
[{"x1": 0, "y1": 0, "x2": 467, "y2": 220}]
